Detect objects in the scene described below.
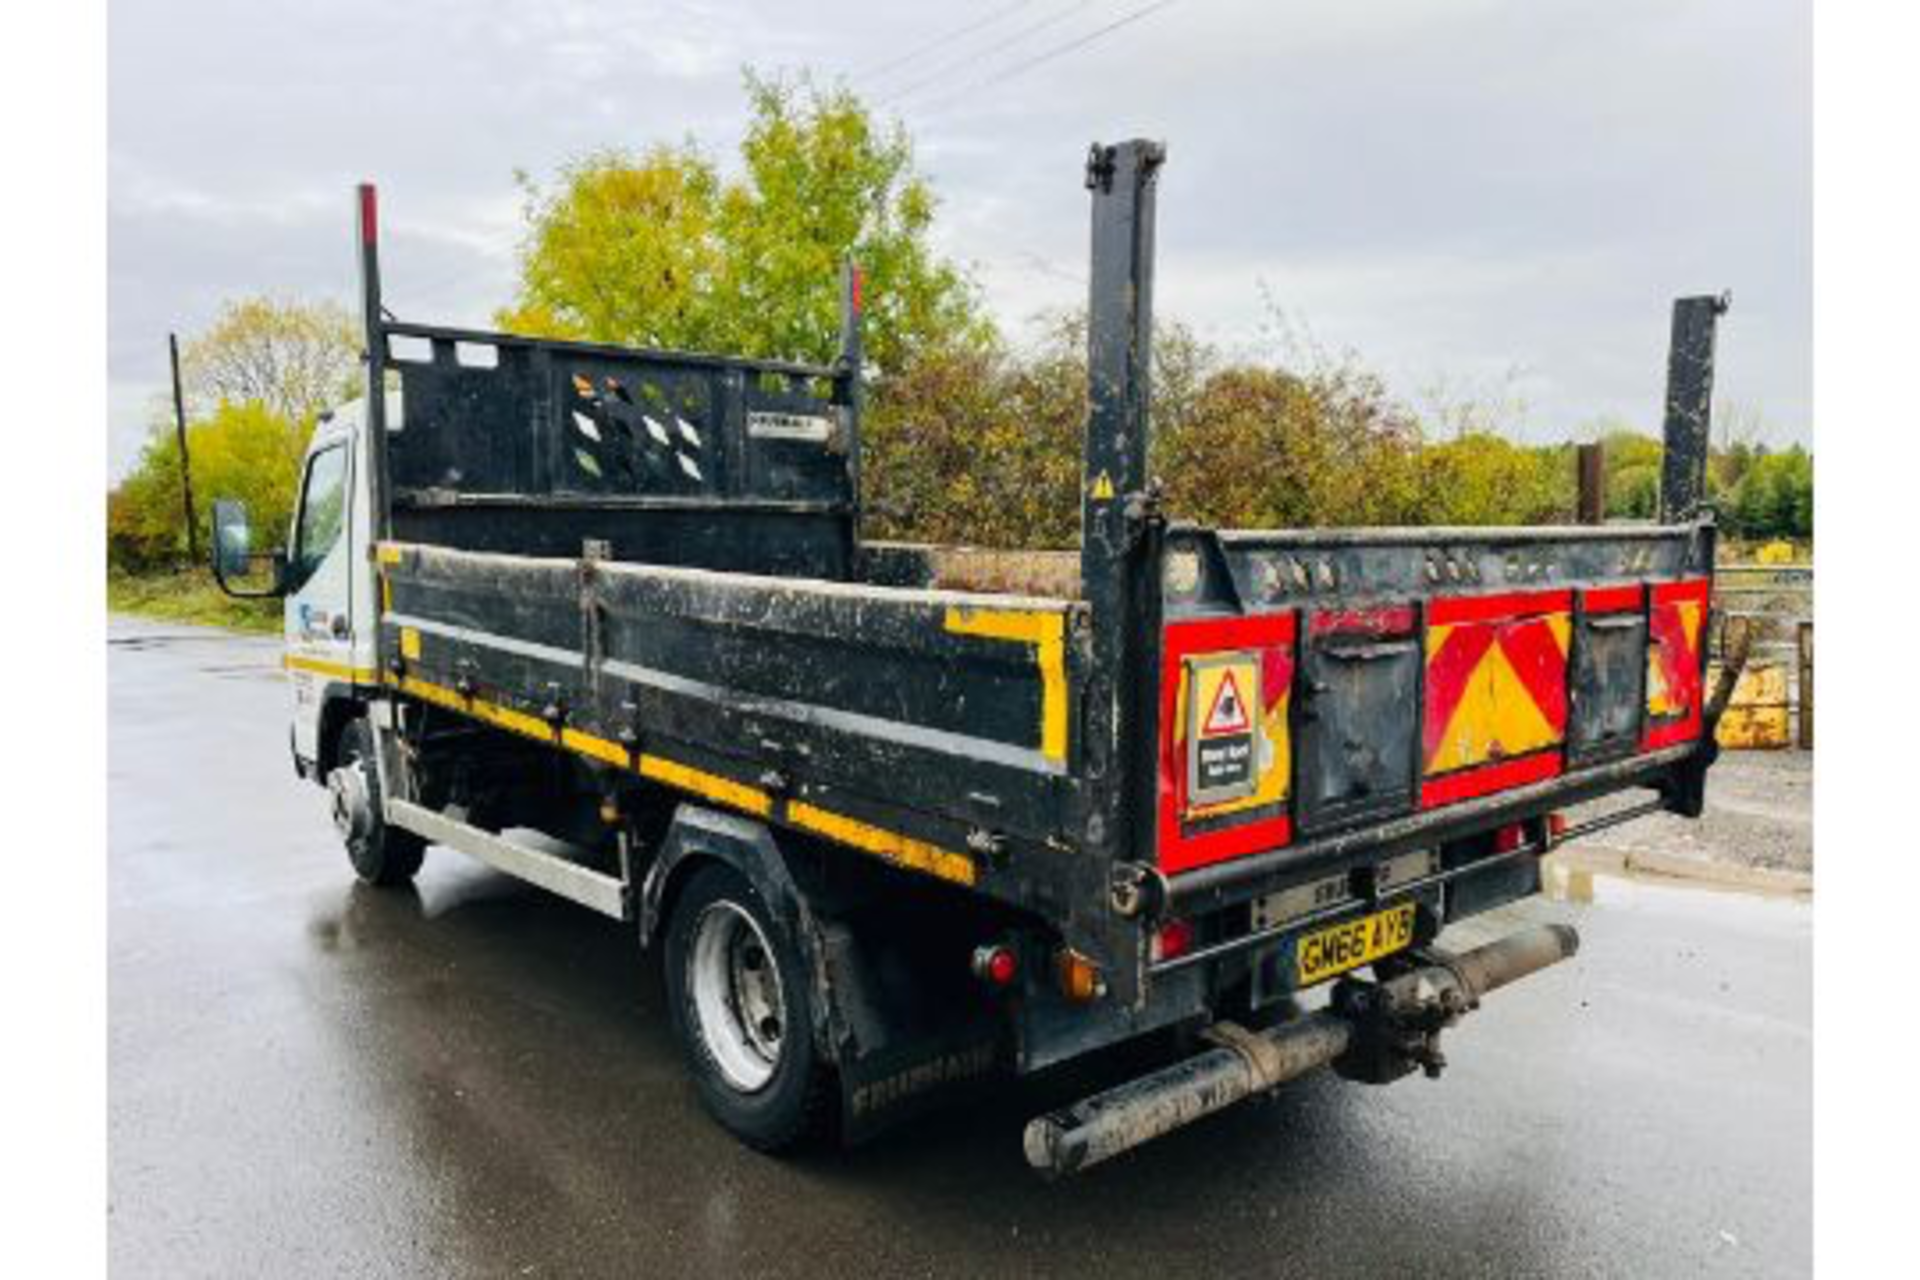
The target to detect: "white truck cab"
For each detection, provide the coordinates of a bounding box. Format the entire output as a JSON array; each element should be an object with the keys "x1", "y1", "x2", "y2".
[
  {"x1": 282, "y1": 400, "x2": 380, "y2": 768},
  {"x1": 214, "y1": 396, "x2": 392, "y2": 780},
  {"x1": 214, "y1": 392, "x2": 427, "y2": 886}
]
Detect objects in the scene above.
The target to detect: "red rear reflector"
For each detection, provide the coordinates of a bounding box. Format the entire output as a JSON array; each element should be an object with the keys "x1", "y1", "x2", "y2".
[
  {"x1": 972, "y1": 944, "x2": 1018, "y2": 987},
  {"x1": 1151, "y1": 917, "x2": 1196, "y2": 963},
  {"x1": 1548, "y1": 811, "x2": 1569, "y2": 839},
  {"x1": 1493, "y1": 822, "x2": 1527, "y2": 853}
]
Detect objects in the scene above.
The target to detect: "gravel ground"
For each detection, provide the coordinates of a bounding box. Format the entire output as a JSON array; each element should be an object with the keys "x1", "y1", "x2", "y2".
[{"x1": 1567, "y1": 749, "x2": 1813, "y2": 876}]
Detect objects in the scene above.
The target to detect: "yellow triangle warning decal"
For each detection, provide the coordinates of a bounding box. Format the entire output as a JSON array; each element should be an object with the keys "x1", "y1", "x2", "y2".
[
  {"x1": 1202, "y1": 669, "x2": 1252, "y2": 736},
  {"x1": 1090, "y1": 470, "x2": 1115, "y2": 500}
]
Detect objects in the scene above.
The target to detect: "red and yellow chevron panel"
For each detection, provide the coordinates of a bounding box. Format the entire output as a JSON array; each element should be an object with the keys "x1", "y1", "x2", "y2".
[
  {"x1": 1157, "y1": 612, "x2": 1296, "y2": 875},
  {"x1": 1644, "y1": 578, "x2": 1710, "y2": 750},
  {"x1": 1421, "y1": 589, "x2": 1572, "y2": 809}
]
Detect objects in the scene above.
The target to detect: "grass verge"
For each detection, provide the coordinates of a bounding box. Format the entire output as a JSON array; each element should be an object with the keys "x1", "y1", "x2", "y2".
[{"x1": 107, "y1": 570, "x2": 281, "y2": 634}]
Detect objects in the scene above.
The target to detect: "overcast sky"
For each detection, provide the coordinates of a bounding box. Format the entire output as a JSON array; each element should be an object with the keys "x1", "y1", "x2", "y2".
[{"x1": 107, "y1": 0, "x2": 1809, "y2": 478}]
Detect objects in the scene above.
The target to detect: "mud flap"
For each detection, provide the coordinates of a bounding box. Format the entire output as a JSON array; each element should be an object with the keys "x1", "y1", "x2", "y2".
[{"x1": 813, "y1": 918, "x2": 1004, "y2": 1144}]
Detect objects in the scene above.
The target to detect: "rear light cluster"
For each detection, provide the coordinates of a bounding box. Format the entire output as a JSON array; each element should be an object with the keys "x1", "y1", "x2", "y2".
[
  {"x1": 1491, "y1": 813, "x2": 1567, "y2": 855},
  {"x1": 1149, "y1": 917, "x2": 1196, "y2": 963},
  {"x1": 972, "y1": 939, "x2": 1114, "y2": 1002}
]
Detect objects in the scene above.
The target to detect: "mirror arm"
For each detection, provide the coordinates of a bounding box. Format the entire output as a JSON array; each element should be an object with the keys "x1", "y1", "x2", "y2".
[{"x1": 209, "y1": 538, "x2": 289, "y2": 600}]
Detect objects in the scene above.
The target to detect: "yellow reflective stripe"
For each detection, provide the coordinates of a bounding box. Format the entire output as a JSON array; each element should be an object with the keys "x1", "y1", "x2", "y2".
[
  {"x1": 475, "y1": 700, "x2": 553, "y2": 741},
  {"x1": 387, "y1": 673, "x2": 968, "y2": 887},
  {"x1": 284, "y1": 654, "x2": 378, "y2": 684},
  {"x1": 392, "y1": 672, "x2": 462, "y2": 711},
  {"x1": 389, "y1": 673, "x2": 552, "y2": 740},
  {"x1": 942, "y1": 606, "x2": 1068, "y2": 765},
  {"x1": 562, "y1": 728, "x2": 630, "y2": 768},
  {"x1": 388, "y1": 675, "x2": 741, "y2": 806},
  {"x1": 399, "y1": 627, "x2": 422, "y2": 660},
  {"x1": 787, "y1": 800, "x2": 976, "y2": 886},
  {"x1": 637, "y1": 753, "x2": 772, "y2": 817}
]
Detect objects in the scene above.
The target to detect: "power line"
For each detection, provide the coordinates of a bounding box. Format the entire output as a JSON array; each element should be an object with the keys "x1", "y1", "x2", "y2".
[
  {"x1": 852, "y1": 1, "x2": 1041, "y2": 86},
  {"x1": 880, "y1": 0, "x2": 1105, "y2": 106},
  {"x1": 908, "y1": 0, "x2": 1183, "y2": 116}
]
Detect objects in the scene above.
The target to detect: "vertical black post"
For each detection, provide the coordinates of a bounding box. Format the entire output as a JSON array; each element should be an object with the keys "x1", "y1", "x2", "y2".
[
  {"x1": 1659, "y1": 293, "x2": 1731, "y2": 523},
  {"x1": 1576, "y1": 442, "x2": 1605, "y2": 525},
  {"x1": 1082, "y1": 141, "x2": 1161, "y2": 590},
  {"x1": 356, "y1": 183, "x2": 390, "y2": 545},
  {"x1": 168, "y1": 332, "x2": 199, "y2": 565},
  {"x1": 836, "y1": 257, "x2": 865, "y2": 550},
  {"x1": 1080, "y1": 139, "x2": 1166, "y2": 996}
]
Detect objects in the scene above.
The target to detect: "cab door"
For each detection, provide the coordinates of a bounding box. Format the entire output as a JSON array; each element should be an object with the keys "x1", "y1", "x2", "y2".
[{"x1": 284, "y1": 438, "x2": 359, "y2": 764}]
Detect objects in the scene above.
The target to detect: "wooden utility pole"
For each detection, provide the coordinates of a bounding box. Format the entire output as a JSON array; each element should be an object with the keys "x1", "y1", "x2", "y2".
[
  {"x1": 169, "y1": 332, "x2": 200, "y2": 564},
  {"x1": 1576, "y1": 442, "x2": 1605, "y2": 525}
]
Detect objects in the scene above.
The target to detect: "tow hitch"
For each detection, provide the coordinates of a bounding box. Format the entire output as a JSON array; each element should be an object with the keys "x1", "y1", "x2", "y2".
[{"x1": 1023, "y1": 923, "x2": 1580, "y2": 1178}]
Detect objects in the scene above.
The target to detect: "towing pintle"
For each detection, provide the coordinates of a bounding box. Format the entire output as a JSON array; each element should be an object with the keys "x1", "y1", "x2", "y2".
[
  {"x1": 1659, "y1": 291, "x2": 1732, "y2": 524},
  {"x1": 1023, "y1": 923, "x2": 1581, "y2": 1178}
]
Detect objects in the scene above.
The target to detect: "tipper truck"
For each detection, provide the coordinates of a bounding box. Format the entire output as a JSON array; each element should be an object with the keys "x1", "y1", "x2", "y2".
[{"x1": 212, "y1": 140, "x2": 1741, "y2": 1175}]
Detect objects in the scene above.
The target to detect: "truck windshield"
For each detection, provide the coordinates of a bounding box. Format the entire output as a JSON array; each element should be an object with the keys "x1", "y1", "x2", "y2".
[{"x1": 292, "y1": 443, "x2": 348, "y2": 587}]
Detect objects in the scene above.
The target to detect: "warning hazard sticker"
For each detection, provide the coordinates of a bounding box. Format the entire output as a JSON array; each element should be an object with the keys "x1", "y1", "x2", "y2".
[
  {"x1": 1202, "y1": 670, "x2": 1252, "y2": 735},
  {"x1": 1187, "y1": 655, "x2": 1260, "y2": 803}
]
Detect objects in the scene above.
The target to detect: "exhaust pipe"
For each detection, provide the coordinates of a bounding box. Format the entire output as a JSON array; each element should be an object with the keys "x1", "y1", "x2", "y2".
[{"x1": 1024, "y1": 924, "x2": 1580, "y2": 1178}]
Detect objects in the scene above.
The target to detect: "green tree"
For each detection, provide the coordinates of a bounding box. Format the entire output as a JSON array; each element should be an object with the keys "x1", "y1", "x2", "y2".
[
  {"x1": 499, "y1": 72, "x2": 989, "y2": 375},
  {"x1": 496, "y1": 144, "x2": 725, "y2": 348},
  {"x1": 110, "y1": 296, "x2": 352, "y2": 573},
  {"x1": 862, "y1": 316, "x2": 1088, "y2": 548},
  {"x1": 1158, "y1": 362, "x2": 1425, "y2": 530},
  {"x1": 109, "y1": 401, "x2": 309, "y2": 571},
  {"x1": 1599, "y1": 429, "x2": 1665, "y2": 519},
  {"x1": 1727, "y1": 446, "x2": 1813, "y2": 540},
  {"x1": 1413, "y1": 433, "x2": 1572, "y2": 526},
  {"x1": 859, "y1": 314, "x2": 1396, "y2": 548},
  {"x1": 180, "y1": 297, "x2": 360, "y2": 422}
]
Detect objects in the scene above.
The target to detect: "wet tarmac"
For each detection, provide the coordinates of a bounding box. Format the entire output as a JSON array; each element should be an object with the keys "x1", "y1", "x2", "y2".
[{"x1": 109, "y1": 617, "x2": 1811, "y2": 1278}]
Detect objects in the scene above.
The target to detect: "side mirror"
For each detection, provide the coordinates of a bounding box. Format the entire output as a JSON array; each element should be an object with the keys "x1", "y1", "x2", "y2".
[
  {"x1": 213, "y1": 499, "x2": 252, "y2": 578},
  {"x1": 209, "y1": 498, "x2": 287, "y2": 598}
]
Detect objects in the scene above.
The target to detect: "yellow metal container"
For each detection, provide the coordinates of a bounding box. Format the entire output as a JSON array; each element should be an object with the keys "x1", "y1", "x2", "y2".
[{"x1": 1712, "y1": 661, "x2": 1792, "y2": 749}]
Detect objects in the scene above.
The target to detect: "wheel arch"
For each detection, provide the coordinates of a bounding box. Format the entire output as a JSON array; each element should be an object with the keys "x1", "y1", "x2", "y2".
[
  {"x1": 642, "y1": 804, "x2": 853, "y2": 1065},
  {"x1": 314, "y1": 690, "x2": 367, "y2": 777},
  {"x1": 643, "y1": 803, "x2": 1009, "y2": 1143},
  {"x1": 641, "y1": 805, "x2": 807, "y2": 955}
]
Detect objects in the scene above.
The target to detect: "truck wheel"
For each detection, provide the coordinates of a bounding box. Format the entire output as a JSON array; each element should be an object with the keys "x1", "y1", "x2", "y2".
[
  {"x1": 330, "y1": 717, "x2": 426, "y2": 887},
  {"x1": 664, "y1": 864, "x2": 834, "y2": 1152}
]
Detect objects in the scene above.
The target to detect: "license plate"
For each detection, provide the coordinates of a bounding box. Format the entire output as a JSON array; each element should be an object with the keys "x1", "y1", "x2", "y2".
[{"x1": 1295, "y1": 902, "x2": 1417, "y2": 987}]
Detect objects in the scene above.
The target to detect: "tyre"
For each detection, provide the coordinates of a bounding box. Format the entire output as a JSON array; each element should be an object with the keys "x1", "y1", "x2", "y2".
[
  {"x1": 329, "y1": 717, "x2": 426, "y2": 887},
  {"x1": 664, "y1": 863, "x2": 835, "y2": 1151}
]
